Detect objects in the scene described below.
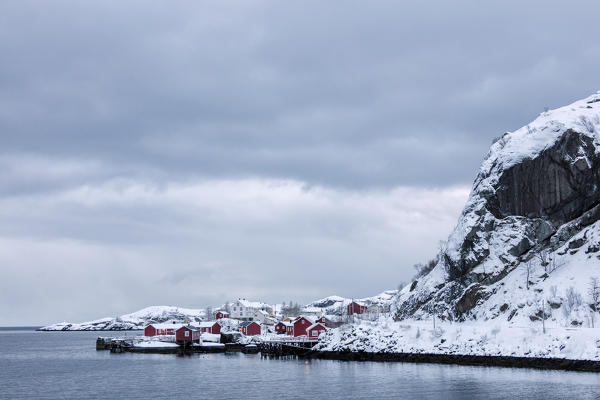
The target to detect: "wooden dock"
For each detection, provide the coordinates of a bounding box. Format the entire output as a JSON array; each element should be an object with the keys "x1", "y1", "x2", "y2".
[{"x1": 258, "y1": 339, "x2": 318, "y2": 358}]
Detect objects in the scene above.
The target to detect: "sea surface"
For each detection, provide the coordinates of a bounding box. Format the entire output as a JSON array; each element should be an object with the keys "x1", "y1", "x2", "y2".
[{"x1": 1, "y1": 327, "x2": 599, "y2": 399}]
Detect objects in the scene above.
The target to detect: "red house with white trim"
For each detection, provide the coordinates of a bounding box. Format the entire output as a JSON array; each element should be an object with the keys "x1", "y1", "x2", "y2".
[
  {"x1": 198, "y1": 321, "x2": 222, "y2": 334},
  {"x1": 215, "y1": 311, "x2": 229, "y2": 319},
  {"x1": 347, "y1": 301, "x2": 367, "y2": 315},
  {"x1": 240, "y1": 321, "x2": 261, "y2": 336},
  {"x1": 175, "y1": 325, "x2": 200, "y2": 342},
  {"x1": 306, "y1": 323, "x2": 327, "y2": 339},
  {"x1": 144, "y1": 323, "x2": 183, "y2": 337},
  {"x1": 287, "y1": 316, "x2": 314, "y2": 337}
]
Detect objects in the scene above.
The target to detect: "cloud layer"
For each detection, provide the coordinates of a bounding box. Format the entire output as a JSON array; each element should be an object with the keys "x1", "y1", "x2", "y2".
[{"x1": 1, "y1": 1, "x2": 599, "y2": 324}]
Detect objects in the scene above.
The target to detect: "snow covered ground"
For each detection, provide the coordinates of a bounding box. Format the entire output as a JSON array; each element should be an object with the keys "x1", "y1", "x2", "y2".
[
  {"x1": 39, "y1": 306, "x2": 206, "y2": 331},
  {"x1": 134, "y1": 341, "x2": 180, "y2": 349},
  {"x1": 315, "y1": 318, "x2": 600, "y2": 361}
]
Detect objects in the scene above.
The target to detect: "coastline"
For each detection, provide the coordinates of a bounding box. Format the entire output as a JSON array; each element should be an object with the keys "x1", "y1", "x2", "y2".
[{"x1": 306, "y1": 350, "x2": 600, "y2": 372}]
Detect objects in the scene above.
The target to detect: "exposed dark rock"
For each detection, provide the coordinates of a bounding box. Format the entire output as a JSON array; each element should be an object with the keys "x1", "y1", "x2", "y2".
[
  {"x1": 499, "y1": 303, "x2": 509, "y2": 312},
  {"x1": 455, "y1": 284, "x2": 490, "y2": 316},
  {"x1": 569, "y1": 238, "x2": 586, "y2": 249},
  {"x1": 409, "y1": 281, "x2": 418, "y2": 292},
  {"x1": 393, "y1": 95, "x2": 600, "y2": 322},
  {"x1": 493, "y1": 131, "x2": 600, "y2": 225}
]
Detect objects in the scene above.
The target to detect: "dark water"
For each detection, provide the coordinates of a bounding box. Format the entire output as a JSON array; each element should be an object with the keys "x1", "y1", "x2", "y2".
[{"x1": 1, "y1": 328, "x2": 599, "y2": 399}]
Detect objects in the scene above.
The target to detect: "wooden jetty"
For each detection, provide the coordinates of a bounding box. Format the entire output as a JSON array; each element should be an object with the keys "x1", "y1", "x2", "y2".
[{"x1": 258, "y1": 338, "x2": 318, "y2": 358}]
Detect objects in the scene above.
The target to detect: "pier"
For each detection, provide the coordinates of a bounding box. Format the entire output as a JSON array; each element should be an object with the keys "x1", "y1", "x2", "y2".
[{"x1": 258, "y1": 337, "x2": 319, "y2": 358}]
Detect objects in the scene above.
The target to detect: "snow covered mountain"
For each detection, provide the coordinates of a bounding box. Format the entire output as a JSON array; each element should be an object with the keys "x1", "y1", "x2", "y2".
[
  {"x1": 393, "y1": 92, "x2": 600, "y2": 328},
  {"x1": 38, "y1": 290, "x2": 398, "y2": 331},
  {"x1": 38, "y1": 306, "x2": 205, "y2": 331}
]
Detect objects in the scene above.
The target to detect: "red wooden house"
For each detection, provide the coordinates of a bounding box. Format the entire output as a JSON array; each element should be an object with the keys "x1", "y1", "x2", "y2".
[
  {"x1": 198, "y1": 321, "x2": 222, "y2": 334},
  {"x1": 215, "y1": 311, "x2": 229, "y2": 319},
  {"x1": 144, "y1": 323, "x2": 183, "y2": 337},
  {"x1": 240, "y1": 321, "x2": 261, "y2": 336},
  {"x1": 274, "y1": 321, "x2": 287, "y2": 334},
  {"x1": 306, "y1": 323, "x2": 327, "y2": 339},
  {"x1": 347, "y1": 301, "x2": 367, "y2": 315},
  {"x1": 175, "y1": 325, "x2": 200, "y2": 342},
  {"x1": 287, "y1": 316, "x2": 314, "y2": 337}
]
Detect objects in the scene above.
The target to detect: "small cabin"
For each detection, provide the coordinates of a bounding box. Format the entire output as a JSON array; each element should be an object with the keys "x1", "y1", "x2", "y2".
[
  {"x1": 215, "y1": 311, "x2": 229, "y2": 319},
  {"x1": 198, "y1": 321, "x2": 222, "y2": 334},
  {"x1": 176, "y1": 325, "x2": 200, "y2": 342},
  {"x1": 274, "y1": 321, "x2": 287, "y2": 334},
  {"x1": 347, "y1": 301, "x2": 368, "y2": 315},
  {"x1": 240, "y1": 321, "x2": 261, "y2": 336},
  {"x1": 144, "y1": 323, "x2": 183, "y2": 337},
  {"x1": 285, "y1": 322, "x2": 294, "y2": 336},
  {"x1": 306, "y1": 323, "x2": 327, "y2": 339},
  {"x1": 290, "y1": 316, "x2": 314, "y2": 337}
]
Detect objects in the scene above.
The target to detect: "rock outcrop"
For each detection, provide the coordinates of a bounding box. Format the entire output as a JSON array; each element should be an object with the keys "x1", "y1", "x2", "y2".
[{"x1": 394, "y1": 92, "x2": 600, "y2": 324}]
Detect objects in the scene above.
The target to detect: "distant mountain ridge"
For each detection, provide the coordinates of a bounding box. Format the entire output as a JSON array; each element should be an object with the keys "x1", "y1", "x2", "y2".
[{"x1": 38, "y1": 290, "x2": 398, "y2": 331}]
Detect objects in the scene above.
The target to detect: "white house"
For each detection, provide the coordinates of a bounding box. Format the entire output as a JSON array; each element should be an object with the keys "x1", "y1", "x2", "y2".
[
  {"x1": 230, "y1": 299, "x2": 273, "y2": 321},
  {"x1": 253, "y1": 309, "x2": 276, "y2": 325}
]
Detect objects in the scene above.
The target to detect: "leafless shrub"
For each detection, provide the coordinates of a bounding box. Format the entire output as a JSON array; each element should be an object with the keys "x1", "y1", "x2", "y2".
[
  {"x1": 522, "y1": 260, "x2": 533, "y2": 290},
  {"x1": 563, "y1": 287, "x2": 583, "y2": 319},
  {"x1": 413, "y1": 258, "x2": 437, "y2": 279},
  {"x1": 588, "y1": 277, "x2": 600, "y2": 312},
  {"x1": 579, "y1": 115, "x2": 596, "y2": 133},
  {"x1": 537, "y1": 250, "x2": 549, "y2": 273},
  {"x1": 548, "y1": 255, "x2": 565, "y2": 274}
]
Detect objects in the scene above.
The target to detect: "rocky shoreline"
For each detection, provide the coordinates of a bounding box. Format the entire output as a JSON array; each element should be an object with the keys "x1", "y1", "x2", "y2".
[{"x1": 306, "y1": 350, "x2": 600, "y2": 372}]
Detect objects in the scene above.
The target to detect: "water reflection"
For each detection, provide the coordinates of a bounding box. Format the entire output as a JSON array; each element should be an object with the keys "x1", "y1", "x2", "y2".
[{"x1": 0, "y1": 330, "x2": 598, "y2": 399}]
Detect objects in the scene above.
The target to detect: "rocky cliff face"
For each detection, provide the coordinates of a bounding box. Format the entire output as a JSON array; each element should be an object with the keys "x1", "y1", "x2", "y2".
[{"x1": 394, "y1": 92, "x2": 600, "y2": 325}]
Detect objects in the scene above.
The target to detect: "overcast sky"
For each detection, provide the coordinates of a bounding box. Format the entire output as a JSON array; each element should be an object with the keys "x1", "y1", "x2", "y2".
[{"x1": 1, "y1": 1, "x2": 600, "y2": 325}]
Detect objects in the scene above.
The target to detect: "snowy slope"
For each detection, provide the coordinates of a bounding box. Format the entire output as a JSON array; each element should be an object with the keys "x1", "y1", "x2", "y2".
[
  {"x1": 394, "y1": 92, "x2": 600, "y2": 324},
  {"x1": 315, "y1": 318, "x2": 600, "y2": 361},
  {"x1": 38, "y1": 290, "x2": 398, "y2": 331},
  {"x1": 38, "y1": 306, "x2": 205, "y2": 331},
  {"x1": 313, "y1": 93, "x2": 600, "y2": 362},
  {"x1": 304, "y1": 290, "x2": 398, "y2": 315}
]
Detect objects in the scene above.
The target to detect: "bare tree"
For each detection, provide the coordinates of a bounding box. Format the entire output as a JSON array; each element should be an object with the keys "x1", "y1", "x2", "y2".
[
  {"x1": 588, "y1": 277, "x2": 600, "y2": 313},
  {"x1": 522, "y1": 260, "x2": 533, "y2": 290},
  {"x1": 563, "y1": 287, "x2": 583, "y2": 319},
  {"x1": 548, "y1": 255, "x2": 565, "y2": 275},
  {"x1": 537, "y1": 250, "x2": 549, "y2": 274}
]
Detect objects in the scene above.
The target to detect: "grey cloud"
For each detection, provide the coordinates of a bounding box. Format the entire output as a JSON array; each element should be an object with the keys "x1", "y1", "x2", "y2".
[
  {"x1": 1, "y1": 1, "x2": 599, "y2": 324},
  {"x1": 2, "y1": 1, "x2": 600, "y2": 191}
]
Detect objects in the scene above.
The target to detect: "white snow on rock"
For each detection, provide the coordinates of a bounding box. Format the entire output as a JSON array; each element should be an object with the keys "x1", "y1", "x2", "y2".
[
  {"x1": 39, "y1": 306, "x2": 205, "y2": 331},
  {"x1": 315, "y1": 317, "x2": 600, "y2": 361}
]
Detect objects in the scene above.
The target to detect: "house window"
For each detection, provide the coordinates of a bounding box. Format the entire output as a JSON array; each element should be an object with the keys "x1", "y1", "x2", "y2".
[{"x1": 185, "y1": 331, "x2": 189, "y2": 337}]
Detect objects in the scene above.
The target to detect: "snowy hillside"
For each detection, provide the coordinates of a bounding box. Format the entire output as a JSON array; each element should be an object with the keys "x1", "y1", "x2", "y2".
[
  {"x1": 304, "y1": 290, "x2": 398, "y2": 315},
  {"x1": 315, "y1": 318, "x2": 600, "y2": 361},
  {"x1": 38, "y1": 290, "x2": 398, "y2": 331},
  {"x1": 393, "y1": 92, "x2": 600, "y2": 327},
  {"x1": 38, "y1": 306, "x2": 205, "y2": 331}
]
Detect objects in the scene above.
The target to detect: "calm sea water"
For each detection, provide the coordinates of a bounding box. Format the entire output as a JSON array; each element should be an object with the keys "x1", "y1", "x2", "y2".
[{"x1": 0, "y1": 328, "x2": 599, "y2": 399}]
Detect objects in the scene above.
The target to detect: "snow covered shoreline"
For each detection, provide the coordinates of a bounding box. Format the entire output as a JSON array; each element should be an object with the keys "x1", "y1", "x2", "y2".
[
  {"x1": 313, "y1": 319, "x2": 600, "y2": 365},
  {"x1": 308, "y1": 350, "x2": 600, "y2": 372}
]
